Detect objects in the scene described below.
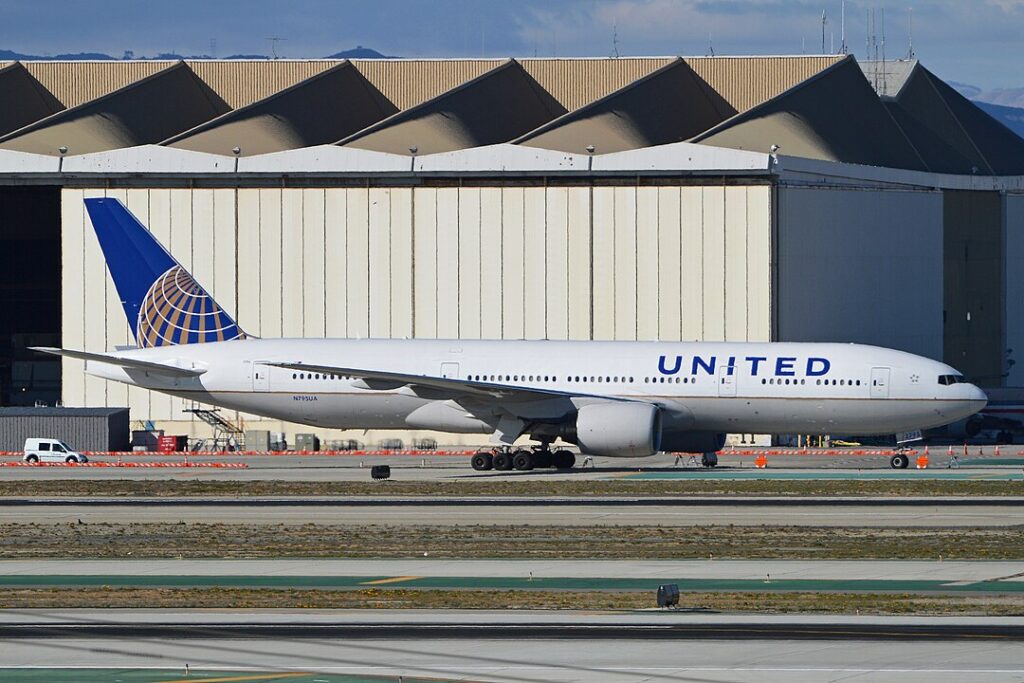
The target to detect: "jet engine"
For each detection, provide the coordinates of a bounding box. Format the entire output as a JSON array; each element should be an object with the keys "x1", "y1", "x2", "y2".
[
  {"x1": 568, "y1": 402, "x2": 661, "y2": 457},
  {"x1": 659, "y1": 430, "x2": 727, "y2": 454}
]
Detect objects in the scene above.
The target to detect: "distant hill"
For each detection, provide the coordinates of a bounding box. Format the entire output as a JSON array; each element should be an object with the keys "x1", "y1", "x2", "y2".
[
  {"x1": 0, "y1": 46, "x2": 394, "y2": 61},
  {"x1": 974, "y1": 101, "x2": 1024, "y2": 139},
  {"x1": 976, "y1": 87, "x2": 1024, "y2": 109},
  {"x1": 0, "y1": 49, "x2": 117, "y2": 60},
  {"x1": 948, "y1": 81, "x2": 981, "y2": 100},
  {"x1": 951, "y1": 81, "x2": 1024, "y2": 140},
  {"x1": 326, "y1": 46, "x2": 394, "y2": 59}
]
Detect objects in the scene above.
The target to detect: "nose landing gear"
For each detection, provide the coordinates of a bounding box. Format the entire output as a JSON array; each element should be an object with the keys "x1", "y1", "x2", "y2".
[{"x1": 889, "y1": 451, "x2": 910, "y2": 469}]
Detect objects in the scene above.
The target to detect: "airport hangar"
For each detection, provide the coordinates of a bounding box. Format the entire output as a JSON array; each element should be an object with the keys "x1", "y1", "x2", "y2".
[{"x1": 0, "y1": 54, "x2": 1022, "y2": 445}]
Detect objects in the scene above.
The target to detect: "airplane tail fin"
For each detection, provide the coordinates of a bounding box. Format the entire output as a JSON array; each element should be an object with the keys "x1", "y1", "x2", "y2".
[{"x1": 84, "y1": 198, "x2": 246, "y2": 348}]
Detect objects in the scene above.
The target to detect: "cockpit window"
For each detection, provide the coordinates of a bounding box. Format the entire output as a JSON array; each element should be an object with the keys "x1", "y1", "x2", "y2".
[{"x1": 938, "y1": 374, "x2": 967, "y2": 385}]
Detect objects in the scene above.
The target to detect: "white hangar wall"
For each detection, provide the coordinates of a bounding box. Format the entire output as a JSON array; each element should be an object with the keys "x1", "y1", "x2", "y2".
[
  {"x1": 775, "y1": 185, "x2": 945, "y2": 361},
  {"x1": 1007, "y1": 192, "x2": 1024, "y2": 387},
  {"x1": 60, "y1": 184, "x2": 772, "y2": 432}
]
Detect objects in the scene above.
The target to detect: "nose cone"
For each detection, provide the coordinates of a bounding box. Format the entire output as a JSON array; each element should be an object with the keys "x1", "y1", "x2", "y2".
[
  {"x1": 950, "y1": 383, "x2": 988, "y2": 423},
  {"x1": 968, "y1": 384, "x2": 988, "y2": 406}
]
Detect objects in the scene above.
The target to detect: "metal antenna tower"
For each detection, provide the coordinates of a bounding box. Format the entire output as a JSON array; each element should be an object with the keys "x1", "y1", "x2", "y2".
[
  {"x1": 866, "y1": 8, "x2": 871, "y2": 64},
  {"x1": 908, "y1": 5, "x2": 915, "y2": 59},
  {"x1": 821, "y1": 9, "x2": 827, "y2": 53},
  {"x1": 265, "y1": 37, "x2": 287, "y2": 59},
  {"x1": 880, "y1": 7, "x2": 887, "y2": 94},
  {"x1": 841, "y1": 0, "x2": 847, "y2": 53}
]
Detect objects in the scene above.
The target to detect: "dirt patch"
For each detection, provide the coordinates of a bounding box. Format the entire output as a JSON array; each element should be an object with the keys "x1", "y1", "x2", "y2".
[
  {"x1": 2, "y1": 522, "x2": 1021, "y2": 559},
  {"x1": 1, "y1": 478, "x2": 1022, "y2": 498},
  {"x1": 1, "y1": 587, "x2": 1022, "y2": 615}
]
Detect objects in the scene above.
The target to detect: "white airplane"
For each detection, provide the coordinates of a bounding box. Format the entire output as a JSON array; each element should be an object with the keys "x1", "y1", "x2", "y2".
[{"x1": 36, "y1": 198, "x2": 987, "y2": 471}]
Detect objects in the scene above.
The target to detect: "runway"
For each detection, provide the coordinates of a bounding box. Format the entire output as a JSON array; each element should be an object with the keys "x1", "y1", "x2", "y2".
[
  {"x1": 7, "y1": 558, "x2": 1022, "y2": 580},
  {"x1": 2, "y1": 496, "x2": 1021, "y2": 526},
  {"x1": 2, "y1": 558, "x2": 1022, "y2": 593},
  {"x1": 2, "y1": 611, "x2": 1023, "y2": 682}
]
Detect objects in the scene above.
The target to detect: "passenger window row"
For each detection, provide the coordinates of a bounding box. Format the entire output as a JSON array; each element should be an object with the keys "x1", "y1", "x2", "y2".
[
  {"x1": 292, "y1": 373, "x2": 354, "y2": 380},
  {"x1": 760, "y1": 378, "x2": 862, "y2": 386},
  {"x1": 466, "y1": 375, "x2": 641, "y2": 384},
  {"x1": 469, "y1": 374, "x2": 560, "y2": 382}
]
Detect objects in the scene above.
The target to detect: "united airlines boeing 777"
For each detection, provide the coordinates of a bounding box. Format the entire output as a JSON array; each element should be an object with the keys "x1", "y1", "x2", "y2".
[{"x1": 36, "y1": 198, "x2": 986, "y2": 471}]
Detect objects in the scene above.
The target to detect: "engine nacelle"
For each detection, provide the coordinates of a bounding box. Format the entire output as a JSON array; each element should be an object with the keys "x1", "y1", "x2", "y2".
[
  {"x1": 660, "y1": 430, "x2": 726, "y2": 454},
  {"x1": 572, "y1": 402, "x2": 661, "y2": 457}
]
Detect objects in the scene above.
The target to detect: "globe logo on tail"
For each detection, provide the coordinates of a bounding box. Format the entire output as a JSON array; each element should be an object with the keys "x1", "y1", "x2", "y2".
[{"x1": 137, "y1": 266, "x2": 245, "y2": 348}]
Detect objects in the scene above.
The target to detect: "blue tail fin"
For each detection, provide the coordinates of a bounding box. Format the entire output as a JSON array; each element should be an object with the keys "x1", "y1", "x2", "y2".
[{"x1": 84, "y1": 198, "x2": 246, "y2": 348}]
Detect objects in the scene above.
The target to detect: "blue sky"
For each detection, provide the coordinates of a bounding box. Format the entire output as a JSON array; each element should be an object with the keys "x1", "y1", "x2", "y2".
[{"x1": 1, "y1": 0, "x2": 1021, "y2": 90}]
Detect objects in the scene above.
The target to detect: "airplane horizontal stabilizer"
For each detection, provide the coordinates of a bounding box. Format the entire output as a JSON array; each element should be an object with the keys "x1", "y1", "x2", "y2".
[{"x1": 30, "y1": 347, "x2": 207, "y2": 378}]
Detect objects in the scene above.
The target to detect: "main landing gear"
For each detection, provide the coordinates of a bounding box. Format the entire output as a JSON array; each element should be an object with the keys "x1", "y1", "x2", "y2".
[{"x1": 471, "y1": 446, "x2": 576, "y2": 472}]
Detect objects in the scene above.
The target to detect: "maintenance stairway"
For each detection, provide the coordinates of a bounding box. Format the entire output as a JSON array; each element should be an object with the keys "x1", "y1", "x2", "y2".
[{"x1": 184, "y1": 403, "x2": 244, "y2": 452}]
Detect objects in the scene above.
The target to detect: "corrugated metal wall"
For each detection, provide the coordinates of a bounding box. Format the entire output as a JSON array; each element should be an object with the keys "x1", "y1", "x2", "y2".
[
  {"x1": 60, "y1": 184, "x2": 772, "y2": 424},
  {"x1": 23, "y1": 61, "x2": 171, "y2": 108},
  {"x1": 685, "y1": 56, "x2": 842, "y2": 113},
  {"x1": 943, "y1": 191, "x2": 1004, "y2": 385},
  {"x1": 352, "y1": 59, "x2": 504, "y2": 110},
  {"x1": 0, "y1": 409, "x2": 129, "y2": 451},
  {"x1": 1005, "y1": 193, "x2": 1024, "y2": 386},
  {"x1": 187, "y1": 60, "x2": 338, "y2": 109},
  {"x1": 776, "y1": 185, "x2": 944, "y2": 360},
  {"x1": 519, "y1": 58, "x2": 672, "y2": 111},
  {"x1": 14, "y1": 56, "x2": 841, "y2": 128}
]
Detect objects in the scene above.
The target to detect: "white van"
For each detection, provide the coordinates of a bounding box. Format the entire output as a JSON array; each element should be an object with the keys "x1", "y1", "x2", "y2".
[{"x1": 23, "y1": 438, "x2": 88, "y2": 464}]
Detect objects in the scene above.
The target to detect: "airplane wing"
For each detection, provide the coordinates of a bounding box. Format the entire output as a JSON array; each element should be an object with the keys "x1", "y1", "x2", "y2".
[
  {"x1": 31, "y1": 347, "x2": 207, "y2": 378},
  {"x1": 262, "y1": 361, "x2": 623, "y2": 403}
]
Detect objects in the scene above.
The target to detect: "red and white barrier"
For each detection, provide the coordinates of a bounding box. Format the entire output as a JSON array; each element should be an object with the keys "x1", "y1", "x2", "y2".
[
  {"x1": 0, "y1": 449, "x2": 477, "y2": 458},
  {"x1": 718, "y1": 448, "x2": 919, "y2": 457},
  {"x1": 2, "y1": 461, "x2": 247, "y2": 468}
]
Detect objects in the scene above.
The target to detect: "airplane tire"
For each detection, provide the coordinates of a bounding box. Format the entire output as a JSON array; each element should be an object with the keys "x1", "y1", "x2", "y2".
[
  {"x1": 493, "y1": 451, "x2": 513, "y2": 471},
  {"x1": 553, "y1": 450, "x2": 575, "y2": 470},
  {"x1": 512, "y1": 450, "x2": 534, "y2": 471},
  {"x1": 701, "y1": 453, "x2": 718, "y2": 468},
  {"x1": 890, "y1": 453, "x2": 909, "y2": 469},
  {"x1": 471, "y1": 452, "x2": 493, "y2": 471},
  {"x1": 533, "y1": 450, "x2": 553, "y2": 468}
]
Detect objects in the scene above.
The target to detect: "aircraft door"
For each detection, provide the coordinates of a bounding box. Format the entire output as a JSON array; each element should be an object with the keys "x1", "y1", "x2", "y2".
[
  {"x1": 252, "y1": 362, "x2": 271, "y2": 392},
  {"x1": 870, "y1": 367, "x2": 890, "y2": 398},
  {"x1": 717, "y1": 365, "x2": 737, "y2": 397},
  {"x1": 440, "y1": 362, "x2": 460, "y2": 379}
]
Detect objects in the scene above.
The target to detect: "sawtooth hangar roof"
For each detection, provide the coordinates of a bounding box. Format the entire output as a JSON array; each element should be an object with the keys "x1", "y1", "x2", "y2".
[{"x1": 0, "y1": 54, "x2": 1021, "y2": 174}]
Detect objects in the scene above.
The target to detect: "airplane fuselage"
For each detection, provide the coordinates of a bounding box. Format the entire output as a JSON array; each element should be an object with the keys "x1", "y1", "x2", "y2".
[{"x1": 83, "y1": 338, "x2": 987, "y2": 445}]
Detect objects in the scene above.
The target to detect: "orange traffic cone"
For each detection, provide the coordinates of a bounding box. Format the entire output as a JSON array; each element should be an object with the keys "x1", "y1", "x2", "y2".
[{"x1": 916, "y1": 450, "x2": 929, "y2": 469}]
